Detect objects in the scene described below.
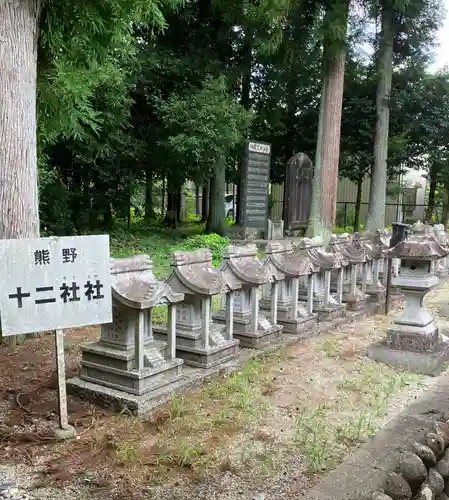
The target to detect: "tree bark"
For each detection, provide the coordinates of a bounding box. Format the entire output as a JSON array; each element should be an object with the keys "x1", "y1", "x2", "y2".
[
  {"x1": 164, "y1": 178, "x2": 179, "y2": 228},
  {"x1": 0, "y1": 0, "x2": 41, "y2": 346},
  {"x1": 354, "y1": 176, "x2": 363, "y2": 233},
  {"x1": 425, "y1": 164, "x2": 438, "y2": 223},
  {"x1": 442, "y1": 188, "x2": 449, "y2": 229},
  {"x1": 0, "y1": 0, "x2": 41, "y2": 239},
  {"x1": 205, "y1": 160, "x2": 226, "y2": 236},
  {"x1": 236, "y1": 30, "x2": 252, "y2": 225},
  {"x1": 195, "y1": 184, "x2": 201, "y2": 216},
  {"x1": 201, "y1": 181, "x2": 210, "y2": 223},
  {"x1": 366, "y1": 4, "x2": 393, "y2": 231},
  {"x1": 307, "y1": 0, "x2": 349, "y2": 243},
  {"x1": 144, "y1": 165, "x2": 156, "y2": 222}
]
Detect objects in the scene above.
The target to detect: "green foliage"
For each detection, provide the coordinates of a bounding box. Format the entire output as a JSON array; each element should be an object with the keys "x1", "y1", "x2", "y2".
[
  {"x1": 178, "y1": 233, "x2": 229, "y2": 266},
  {"x1": 157, "y1": 75, "x2": 253, "y2": 181}
]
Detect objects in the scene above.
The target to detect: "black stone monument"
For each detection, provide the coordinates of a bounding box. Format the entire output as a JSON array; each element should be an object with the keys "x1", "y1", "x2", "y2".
[
  {"x1": 238, "y1": 140, "x2": 271, "y2": 236},
  {"x1": 283, "y1": 152, "x2": 314, "y2": 235}
]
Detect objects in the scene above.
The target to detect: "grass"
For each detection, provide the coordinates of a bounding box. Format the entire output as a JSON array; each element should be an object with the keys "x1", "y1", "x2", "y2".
[{"x1": 293, "y1": 359, "x2": 423, "y2": 472}]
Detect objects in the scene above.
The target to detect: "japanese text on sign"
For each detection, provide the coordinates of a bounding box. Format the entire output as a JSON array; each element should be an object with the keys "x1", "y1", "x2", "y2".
[
  {"x1": 248, "y1": 142, "x2": 271, "y2": 155},
  {"x1": 0, "y1": 235, "x2": 112, "y2": 336}
]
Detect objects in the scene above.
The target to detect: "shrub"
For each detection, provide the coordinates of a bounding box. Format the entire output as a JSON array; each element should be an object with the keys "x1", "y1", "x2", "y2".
[{"x1": 177, "y1": 233, "x2": 229, "y2": 266}]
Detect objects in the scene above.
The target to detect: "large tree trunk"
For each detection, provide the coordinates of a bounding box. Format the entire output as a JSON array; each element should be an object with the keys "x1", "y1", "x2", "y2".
[
  {"x1": 366, "y1": 4, "x2": 393, "y2": 231},
  {"x1": 195, "y1": 184, "x2": 201, "y2": 216},
  {"x1": 201, "y1": 181, "x2": 210, "y2": 223},
  {"x1": 425, "y1": 163, "x2": 438, "y2": 223},
  {"x1": 0, "y1": 1, "x2": 41, "y2": 347},
  {"x1": 307, "y1": 0, "x2": 349, "y2": 243},
  {"x1": 236, "y1": 31, "x2": 252, "y2": 225},
  {"x1": 144, "y1": 165, "x2": 156, "y2": 222},
  {"x1": 164, "y1": 178, "x2": 179, "y2": 228},
  {"x1": 442, "y1": 187, "x2": 449, "y2": 229},
  {"x1": 205, "y1": 161, "x2": 226, "y2": 236},
  {"x1": 0, "y1": 0, "x2": 41, "y2": 239},
  {"x1": 354, "y1": 176, "x2": 363, "y2": 233}
]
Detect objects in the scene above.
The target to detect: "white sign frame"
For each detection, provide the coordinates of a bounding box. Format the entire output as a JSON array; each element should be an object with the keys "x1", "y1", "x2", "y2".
[{"x1": 0, "y1": 235, "x2": 112, "y2": 336}]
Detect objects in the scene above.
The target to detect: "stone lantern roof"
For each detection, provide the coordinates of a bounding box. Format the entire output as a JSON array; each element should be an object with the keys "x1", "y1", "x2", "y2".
[
  {"x1": 111, "y1": 255, "x2": 184, "y2": 309},
  {"x1": 388, "y1": 221, "x2": 448, "y2": 261}
]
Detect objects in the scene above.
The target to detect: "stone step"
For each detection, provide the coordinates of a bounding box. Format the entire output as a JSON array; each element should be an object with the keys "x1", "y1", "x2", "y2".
[{"x1": 144, "y1": 347, "x2": 166, "y2": 369}]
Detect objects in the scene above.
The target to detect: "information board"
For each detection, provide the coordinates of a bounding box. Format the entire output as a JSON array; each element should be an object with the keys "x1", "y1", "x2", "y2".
[
  {"x1": 0, "y1": 235, "x2": 112, "y2": 336},
  {"x1": 239, "y1": 140, "x2": 271, "y2": 228}
]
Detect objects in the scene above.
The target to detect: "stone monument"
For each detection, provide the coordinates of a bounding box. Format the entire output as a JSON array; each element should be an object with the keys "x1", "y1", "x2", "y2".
[
  {"x1": 213, "y1": 244, "x2": 282, "y2": 348},
  {"x1": 153, "y1": 249, "x2": 240, "y2": 368},
  {"x1": 237, "y1": 140, "x2": 271, "y2": 239},
  {"x1": 368, "y1": 221, "x2": 449, "y2": 375},
  {"x1": 72, "y1": 255, "x2": 185, "y2": 396},
  {"x1": 283, "y1": 153, "x2": 314, "y2": 236}
]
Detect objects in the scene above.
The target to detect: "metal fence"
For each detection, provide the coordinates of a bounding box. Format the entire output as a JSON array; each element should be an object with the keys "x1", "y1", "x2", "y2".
[{"x1": 336, "y1": 202, "x2": 444, "y2": 229}]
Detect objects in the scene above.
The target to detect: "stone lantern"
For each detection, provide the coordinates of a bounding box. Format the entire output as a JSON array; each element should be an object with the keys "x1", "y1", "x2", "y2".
[
  {"x1": 368, "y1": 222, "x2": 449, "y2": 375},
  {"x1": 214, "y1": 244, "x2": 282, "y2": 348}
]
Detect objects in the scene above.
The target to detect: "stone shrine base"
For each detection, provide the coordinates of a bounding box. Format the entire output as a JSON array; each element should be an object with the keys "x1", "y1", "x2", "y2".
[
  {"x1": 67, "y1": 302, "x2": 380, "y2": 415},
  {"x1": 233, "y1": 326, "x2": 282, "y2": 349},
  {"x1": 367, "y1": 339, "x2": 449, "y2": 376},
  {"x1": 212, "y1": 312, "x2": 283, "y2": 349},
  {"x1": 278, "y1": 314, "x2": 317, "y2": 336},
  {"x1": 314, "y1": 303, "x2": 347, "y2": 322}
]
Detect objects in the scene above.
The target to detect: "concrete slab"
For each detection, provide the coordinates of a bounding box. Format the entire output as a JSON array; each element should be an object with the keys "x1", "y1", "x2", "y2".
[{"x1": 368, "y1": 340, "x2": 449, "y2": 376}]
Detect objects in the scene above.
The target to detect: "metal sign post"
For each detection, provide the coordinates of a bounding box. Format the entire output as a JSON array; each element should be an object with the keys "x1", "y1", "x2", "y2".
[{"x1": 55, "y1": 328, "x2": 70, "y2": 433}]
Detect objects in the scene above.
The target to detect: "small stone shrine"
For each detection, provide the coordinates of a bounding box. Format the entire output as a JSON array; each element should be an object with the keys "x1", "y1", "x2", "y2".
[
  {"x1": 365, "y1": 229, "x2": 389, "y2": 300},
  {"x1": 432, "y1": 223, "x2": 449, "y2": 278},
  {"x1": 329, "y1": 233, "x2": 369, "y2": 311},
  {"x1": 297, "y1": 238, "x2": 346, "y2": 321},
  {"x1": 283, "y1": 152, "x2": 314, "y2": 235},
  {"x1": 153, "y1": 249, "x2": 240, "y2": 368},
  {"x1": 213, "y1": 244, "x2": 282, "y2": 348},
  {"x1": 261, "y1": 240, "x2": 318, "y2": 334},
  {"x1": 368, "y1": 221, "x2": 449, "y2": 375},
  {"x1": 76, "y1": 255, "x2": 185, "y2": 395}
]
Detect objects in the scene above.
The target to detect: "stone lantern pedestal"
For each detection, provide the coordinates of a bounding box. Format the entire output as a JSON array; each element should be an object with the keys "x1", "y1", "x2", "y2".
[{"x1": 368, "y1": 222, "x2": 449, "y2": 375}]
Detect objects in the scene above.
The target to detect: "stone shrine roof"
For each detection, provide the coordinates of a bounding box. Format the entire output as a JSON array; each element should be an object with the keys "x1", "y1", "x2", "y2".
[
  {"x1": 330, "y1": 233, "x2": 368, "y2": 264},
  {"x1": 167, "y1": 248, "x2": 227, "y2": 296},
  {"x1": 110, "y1": 254, "x2": 184, "y2": 309},
  {"x1": 222, "y1": 244, "x2": 269, "y2": 286},
  {"x1": 298, "y1": 238, "x2": 345, "y2": 270},
  {"x1": 265, "y1": 240, "x2": 317, "y2": 277}
]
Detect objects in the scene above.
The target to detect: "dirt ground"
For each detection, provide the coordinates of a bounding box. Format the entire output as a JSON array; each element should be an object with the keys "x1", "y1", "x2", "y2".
[{"x1": 1, "y1": 284, "x2": 448, "y2": 500}]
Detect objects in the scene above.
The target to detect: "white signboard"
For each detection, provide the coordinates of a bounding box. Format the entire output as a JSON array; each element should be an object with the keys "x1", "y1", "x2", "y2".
[
  {"x1": 0, "y1": 235, "x2": 112, "y2": 336},
  {"x1": 248, "y1": 142, "x2": 271, "y2": 155}
]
